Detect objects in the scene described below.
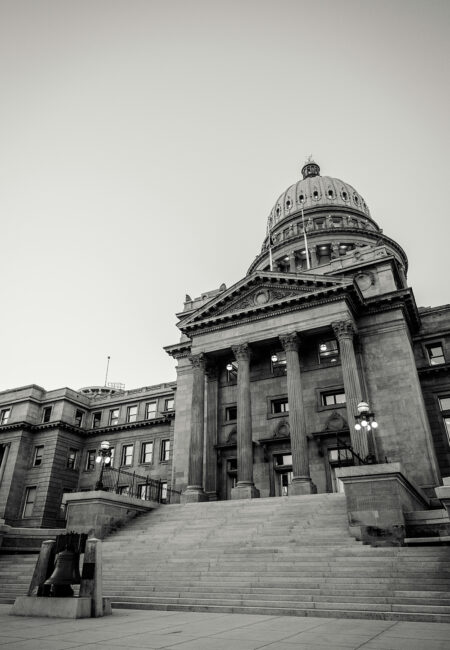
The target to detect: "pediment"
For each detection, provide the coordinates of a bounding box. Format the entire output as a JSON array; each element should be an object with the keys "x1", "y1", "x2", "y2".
[{"x1": 178, "y1": 271, "x2": 353, "y2": 333}]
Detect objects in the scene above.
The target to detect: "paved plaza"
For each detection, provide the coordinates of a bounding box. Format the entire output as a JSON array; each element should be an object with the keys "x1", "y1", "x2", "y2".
[{"x1": 1, "y1": 605, "x2": 449, "y2": 650}]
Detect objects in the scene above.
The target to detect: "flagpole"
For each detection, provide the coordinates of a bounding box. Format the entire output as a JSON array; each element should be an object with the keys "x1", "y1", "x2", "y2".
[
  {"x1": 301, "y1": 206, "x2": 311, "y2": 270},
  {"x1": 267, "y1": 217, "x2": 274, "y2": 271}
]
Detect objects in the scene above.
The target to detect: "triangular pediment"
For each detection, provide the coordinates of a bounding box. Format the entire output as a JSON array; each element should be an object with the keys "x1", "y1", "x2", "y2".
[{"x1": 177, "y1": 271, "x2": 354, "y2": 333}]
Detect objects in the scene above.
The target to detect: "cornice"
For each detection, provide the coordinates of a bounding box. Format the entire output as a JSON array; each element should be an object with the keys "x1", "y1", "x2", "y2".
[
  {"x1": 363, "y1": 288, "x2": 421, "y2": 332},
  {"x1": 164, "y1": 342, "x2": 192, "y2": 359},
  {"x1": 0, "y1": 415, "x2": 175, "y2": 437},
  {"x1": 417, "y1": 363, "x2": 450, "y2": 377}
]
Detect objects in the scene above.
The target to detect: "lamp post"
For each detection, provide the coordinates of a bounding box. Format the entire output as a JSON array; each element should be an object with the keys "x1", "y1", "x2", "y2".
[
  {"x1": 95, "y1": 440, "x2": 112, "y2": 490},
  {"x1": 354, "y1": 402, "x2": 378, "y2": 464}
]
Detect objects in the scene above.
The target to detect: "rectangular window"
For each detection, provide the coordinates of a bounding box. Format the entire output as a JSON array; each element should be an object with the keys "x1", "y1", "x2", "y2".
[
  {"x1": 85, "y1": 450, "x2": 96, "y2": 471},
  {"x1": 92, "y1": 412, "x2": 102, "y2": 428},
  {"x1": 271, "y1": 350, "x2": 287, "y2": 375},
  {"x1": 427, "y1": 344, "x2": 445, "y2": 366},
  {"x1": 275, "y1": 453, "x2": 292, "y2": 466},
  {"x1": 318, "y1": 340, "x2": 339, "y2": 363},
  {"x1": 139, "y1": 484, "x2": 152, "y2": 500},
  {"x1": 109, "y1": 447, "x2": 115, "y2": 468},
  {"x1": 225, "y1": 405, "x2": 237, "y2": 422},
  {"x1": 160, "y1": 439, "x2": 170, "y2": 462},
  {"x1": 23, "y1": 486, "x2": 37, "y2": 518},
  {"x1": 118, "y1": 485, "x2": 130, "y2": 495},
  {"x1": 226, "y1": 361, "x2": 238, "y2": 382},
  {"x1": 146, "y1": 402, "x2": 157, "y2": 419},
  {"x1": 271, "y1": 398, "x2": 289, "y2": 414},
  {"x1": 164, "y1": 398, "x2": 174, "y2": 411},
  {"x1": 109, "y1": 408, "x2": 119, "y2": 425},
  {"x1": 328, "y1": 448, "x2": 353, "y2": 463},
  {"x1": 0, "y1": 408, "x2": 11, "y2": 425},
  {"x1": 140, "y1": 442, "x2": 153, "y2": 464},
  {"x1": 121, "y1": 444, "x2": 133, "y2": 466},
  {"x1": 66, "y1": 448, "x2": 79, "y2": 470},
  {"x1": 127, "y1": 405, "x2": 138, "y2": 423},
  {"x1": 321, "y1": 390, "x2": 346, "y2": 406},
  {"x1": 160, "y1": 481, "x2": 168, "y2": 502},
  {"x1": 438, "y1": 396, "x2": 450, "y2": 444},
  {"x1": 42, "y1": 406, "x2": 52, "y2": 423},
  {"x1": 75, "y1": 409, "x2": 84, "y2": 427},
  {"x1": 33, "y1": 445, "x2": 44, "y2": 467}
]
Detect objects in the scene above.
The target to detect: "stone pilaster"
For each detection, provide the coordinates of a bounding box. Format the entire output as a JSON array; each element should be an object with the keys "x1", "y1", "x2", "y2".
[
  {"x1": 332, "y1": 320, "x2": 369, "y2": 460},
  {"x1": 231, "y1": 343, "x2": 259, "y2": 499},
  {"x1": 205, "y1": 364, "x2": 219, "y2": 500},
  {"x1": 280, "y1": 333, "x2": 314, "y2": 495},
  {"x1": 182, "y1": 353, "x2": 208, "y2": 503}
]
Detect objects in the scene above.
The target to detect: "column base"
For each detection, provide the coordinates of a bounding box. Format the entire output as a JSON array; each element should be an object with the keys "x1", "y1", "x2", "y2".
[
  {"x1": 231, "y1": 484, "x2": 260, "y2": 500},
  {"x1": 180, "y1": 487, "x2": 209, "y2": 504},
  {"x1": 289, "y1": 478, "x2": 316, "y2": 496},
  {"x1": 205, "y1": 491, "x2": 218, "y2": 501}
]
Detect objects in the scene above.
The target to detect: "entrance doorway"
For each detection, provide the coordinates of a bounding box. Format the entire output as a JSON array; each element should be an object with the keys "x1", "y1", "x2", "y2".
[
  {"x1": 226, "y1": 458, "x2": 237, "y2": 500},
  {"x1": 274, "y1": 453, "x2": 293, "y2": 496},
  {"x1": 328, "y1": 447, "x2": 353, "y2": 493}
]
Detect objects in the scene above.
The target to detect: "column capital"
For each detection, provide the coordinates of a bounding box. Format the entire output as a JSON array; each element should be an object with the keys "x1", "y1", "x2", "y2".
[
  {"x1": 189, "y1": 353, "x2": 207, "y2": 370},
  {"x1": 231, "y1": 343, "x2": 251, "y2": 362},
  {"x1": 279, "y1": 332, "x2": 300, "y2": 352},
  {"x1": 332, "y1": 320, "x2": 357, "y2": 341}
]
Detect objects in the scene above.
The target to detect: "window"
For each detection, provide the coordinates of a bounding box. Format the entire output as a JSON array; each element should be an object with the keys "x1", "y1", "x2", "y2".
[
  {"x1": 127, "y1": 405, "x2": 138, "y2": 423},
  {"x1": 66, "y1": 448, "x2": 79, "y2": 469},
  {"x1": 160, "y1": 439, "x2": 170, "y2": 462},
  {"x1": 271, "y1": 350, "x2": 287, "y2": 375},
  {"x1": 0, "y1": 408, "x2": 11, "y2": 425},
  {"x1": 164, "y1": 398, "x2": 174, "y2": 411},
  {"x1": 109, "y1": 447, "x2": 115, "y2": 468},
  {"x1": 85, "y1": 450, "x2": 96, "y2": 471},
  {"x1": 92, "y1": 412, "x2": 102, "y2": 428},
  {"x1": 109, "y1": 408, "x2": 119, "y2": 425},
  {"x1": 23, "y1": 486, "x2": 37, "y2": 518},
  {"x1": 160, "y1": 482, "x2": 168, "y2": 502},
  {"x1": 118, "y1": 485, "x2": 130, "y2": 495},
  {"x1": 75, "y1": 409, "x2": 84, "y2": 427},
  {"x1": 33, "y1": 446, "x2": 44, "y2": 467},
  {"x1": 271, "y1": 398, "x2": 289, "y2": 414},
  {"x1": 146, "y1": 402, "x2": 157, "y2": 419},
  {"x1": 321, "y1": 390, "x2": 346, "y2": 406},
  {"x1": 426, "y1": 344, "x2": 445, "y2": 366},
  {"x1": 42, "y1": 407, "x2": 52, "y2": 423},
  {"x1": 328, "y1": 448, "x2": 353, "y2": 463},
  {"x1": 225, "y1": 405, "x2": 237, "y2": 422},
  {"x1": 140, "y1": 442, "x2": 153, "y2": 464},
  {"x1": 438, "y1": 396, "x2": 450, "y2": 444},
  {"x1": 226, "y1": 361, "x2": 238, "y2": 382},
  {"x1": 139, "y1": 484, "x2": 152, "y2": 500},
  {"x1": 319, "y1": 339, "x2": 339, "y2": 363},
  {"x1": 121, "y1": 444, "x2": 133, "y2": 466},
  {"x1": 275, "y1": 453, "x2": 292, "y2": 466}
]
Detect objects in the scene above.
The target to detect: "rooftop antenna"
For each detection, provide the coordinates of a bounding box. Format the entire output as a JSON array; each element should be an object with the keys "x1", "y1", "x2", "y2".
[{"x1": 104, "y1": 356, "x2": 111, "y2": 386}]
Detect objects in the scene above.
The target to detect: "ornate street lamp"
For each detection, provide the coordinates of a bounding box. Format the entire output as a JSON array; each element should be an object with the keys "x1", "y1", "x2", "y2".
[
  {"x1": 354, "y1": 402, "x2": 378, "y2": 464},
  {"x1": 95, "y1": 440, "x2": 112, "y2": 490}
]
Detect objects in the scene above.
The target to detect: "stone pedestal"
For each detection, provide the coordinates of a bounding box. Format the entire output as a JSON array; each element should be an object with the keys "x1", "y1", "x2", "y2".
[
  {"x1": 10, "y1": 596, "x2": 112, "y2": 619},
  {"x1": 231, "y1": 484, "x2": 260, "y2": 500},
  {"x1": 290, "y1": 478, "x2": 315, "y2": 495},
  {"x1": 180, "y1": 487, "x2": 209, "y2": 504}
]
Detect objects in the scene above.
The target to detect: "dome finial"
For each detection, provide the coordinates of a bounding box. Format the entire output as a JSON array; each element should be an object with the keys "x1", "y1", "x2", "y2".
[{"x1": 301, "y1": 156, "x2": 320, "y2": 179}]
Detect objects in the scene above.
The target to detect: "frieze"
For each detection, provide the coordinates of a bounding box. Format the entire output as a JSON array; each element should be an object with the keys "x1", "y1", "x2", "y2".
[{"x1": 216, "y1": 286, "x2": 305, "y2": 316}]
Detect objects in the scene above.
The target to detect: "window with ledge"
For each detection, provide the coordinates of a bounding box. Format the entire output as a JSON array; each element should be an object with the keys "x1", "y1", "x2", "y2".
[
  {"x1": 0, "y1": 408, "x2": 11, "y2": 425},
  {"x1": 321, "y1": 390, "x2": 346, "y2": 406},
  {"x1": 23, "y1": 486, "x2": 37, "y2": 518},
  {"x1": 160, "y1": 439, "x2": 170, "y2": 462},
  {"x1": 226, "y1": 361, "x2": 238, "y2": 382},
  {"x1": 92, "y1": 412, "x2": 102, "y2": 428},
  {"x1": 85, "y1": 450, "x2": 96, "y2": 471},
  {"x1": 318, "y1": 339, "x2": 339, "y2": 363},
  {"x1": 146, "y1": 402, "x2": 157, "y2": 419},
  {"x1": 225, "y1": 405, "x2": 237, "y2": 422},
  {"x1": 121, "y1": 444, "x2": 133, "y2": 466},
  {"x1": 438, "y1": 396, "x2": 450, "y2": 444},
  {"x1": 74, "y1": 409, "x2": 84, "y2": 427},
  {"x1": 42, "y1": 407, "x2": 52, "y2": 423},
  {"x1": 33, "y1": 446, "x2": 44, "y2": 467},
  {"x1": 271, "y1": 350, "x2": 286, "y2": 375},
  {"x1": 66, "y1": 448, "x2": 79, "y2": 470},
  {"x1": 127, "y1": 405, "x2": 138, "y2": 423},
  {"x1": 271, "y1": 398, "x2": 289, "y2": 414},
  {"x1": 426, "y1": 343, "x2": 445, "y2": 366},
  {"x1": 109, "y1": 408, "x2": 119, "y2": 425},
  {"x1": 164, "y1": 398, "x2": 174, "y2": 411},
  {"x1": 275, "y1": 453, "x2": 292, "y2": 466},
  {"x1": 140, "y1": 442, "x2": 153, "y2": 464}
]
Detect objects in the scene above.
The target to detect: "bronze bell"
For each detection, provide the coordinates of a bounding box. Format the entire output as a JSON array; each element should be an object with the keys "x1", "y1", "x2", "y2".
[{"x1": 44, "y1": 549, "x2": 81, "y2": 597}]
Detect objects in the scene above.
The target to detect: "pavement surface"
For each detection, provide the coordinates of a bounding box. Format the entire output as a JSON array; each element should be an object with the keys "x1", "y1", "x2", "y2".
[{"x1": 1, "y1": 604, "x2": 450, "y2": 650}]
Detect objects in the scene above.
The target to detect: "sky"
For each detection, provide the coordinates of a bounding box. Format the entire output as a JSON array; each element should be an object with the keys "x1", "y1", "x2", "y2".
[{"x1": 1, "y1": 0, "x2": 449, "y2": 392}]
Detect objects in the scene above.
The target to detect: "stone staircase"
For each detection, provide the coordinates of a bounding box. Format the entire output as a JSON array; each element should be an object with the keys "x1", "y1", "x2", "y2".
[
  {"x1": 101, "y1": 494, "x2": 450, "y2": 622},
  {"x1": 0, "y1": 553, "x2": 38, "y2": 603}
]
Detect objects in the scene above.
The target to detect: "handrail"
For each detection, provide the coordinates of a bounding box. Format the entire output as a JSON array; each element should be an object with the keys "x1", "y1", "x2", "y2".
[{"x1": 99, "y1": 466, "x2": 181, "y2": 504}]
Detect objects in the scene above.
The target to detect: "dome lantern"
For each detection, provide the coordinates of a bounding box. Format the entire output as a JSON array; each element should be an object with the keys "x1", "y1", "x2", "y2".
[{"x1": 301, "y1": 158, "x2": 320, "y2": 179}]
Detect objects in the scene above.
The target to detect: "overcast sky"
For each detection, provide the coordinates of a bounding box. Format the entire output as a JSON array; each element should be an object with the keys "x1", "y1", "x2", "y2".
[{"x1": 1, "y1": 0, "x2": 449, "y2": 392}]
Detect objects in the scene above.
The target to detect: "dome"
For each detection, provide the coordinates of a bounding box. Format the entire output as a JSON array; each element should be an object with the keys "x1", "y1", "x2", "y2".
[{"x1": 268, "y1": 160, "x2": 370, "y2": 231}]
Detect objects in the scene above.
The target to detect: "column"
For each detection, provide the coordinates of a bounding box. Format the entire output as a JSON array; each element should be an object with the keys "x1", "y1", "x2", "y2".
[
  {"x1": 182, "y1": 353, "x2": 208, "y2": 503},
  {"x1": 204, "y1": 364, "x2": 219, "y2": 500},
  {"x1": 309, "y1": 247, "x2": 318, "y2": 267},
  {"x1": 332, "y1": 320, "x2": 369, "y2": 460},
  {"x1": 280, "y1": 333, "x2": 315, "y2": 495},
  {"x1": 231, "y1": 343, "x2": 260, "y2": 500},
  {"x1": 289, "y1": 252, "x2": 296, "y2": 273}
]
